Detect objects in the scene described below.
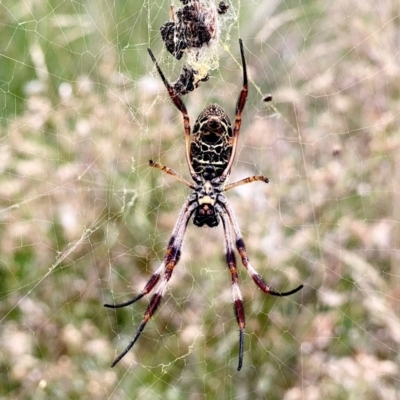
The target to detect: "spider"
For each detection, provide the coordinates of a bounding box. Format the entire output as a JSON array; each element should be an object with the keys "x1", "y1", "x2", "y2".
[{"x1": 105, "y1": 39, "x2": 303, "y2": 371}]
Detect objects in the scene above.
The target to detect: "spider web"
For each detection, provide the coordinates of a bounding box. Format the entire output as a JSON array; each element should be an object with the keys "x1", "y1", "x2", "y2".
[{"x1": 1, "y1": 0, "x2": 400, "y2": 399}]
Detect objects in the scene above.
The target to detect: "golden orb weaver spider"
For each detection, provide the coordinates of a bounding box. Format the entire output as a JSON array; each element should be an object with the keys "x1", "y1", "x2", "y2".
[{"x1": 105, "y1": 39, "x2": 303, "y2": 371}]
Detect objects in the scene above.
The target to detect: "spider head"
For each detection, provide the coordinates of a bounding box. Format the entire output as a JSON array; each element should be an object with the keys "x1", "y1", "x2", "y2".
[{"x1": 193, "y1": 204, "x2": 220, "y2": 227}]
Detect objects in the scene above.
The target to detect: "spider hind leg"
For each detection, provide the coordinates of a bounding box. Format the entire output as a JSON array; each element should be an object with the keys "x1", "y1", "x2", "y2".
[
  {"x1": 104, "y1": 265, "x2": 163, "y2": 309},
  {"x1": 110, "y1": 292, "x2": 163, "y2": 367},
  {"x1": 224, "y1": 201, "x2": 303, "y2": 297},
  {"x1": 218, "y1": 204, "x2": 246, "y2": 371},
  {"x1": 105, "y1": 201, "x2": 195, "y2": 367},
  {"x1": 236, "y1": 236, "x2": 303, "y2": 296}
]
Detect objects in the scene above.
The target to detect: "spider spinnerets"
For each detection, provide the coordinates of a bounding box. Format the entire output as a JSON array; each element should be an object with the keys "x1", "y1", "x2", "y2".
[{"x1": 105, "y1": 39, "x2": 303, "y2": 371}]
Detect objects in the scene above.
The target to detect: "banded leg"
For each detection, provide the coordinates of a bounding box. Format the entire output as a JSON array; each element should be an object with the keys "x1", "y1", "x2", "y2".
[
  {"x1": 149, "y1": 160, "x2": 195, "y2": 189},
  {"x1": 105, "y1": 200, "x2": 196, "y2": 367},
  {"x1": 224, "y1": 175, "x2": 269, "y2": 192},
  {"x1": 217, "y1": 204, "x2": 246, "y2": 371},
  {"x1": 147, "y1": 49, "x2": 196, "y2": 177},
  {"x1": 222, "y1": 39, "x2": 248, "y2": 179},
  {"x1": 223, "y1": 201, "x2": 303, "y2": 296}
]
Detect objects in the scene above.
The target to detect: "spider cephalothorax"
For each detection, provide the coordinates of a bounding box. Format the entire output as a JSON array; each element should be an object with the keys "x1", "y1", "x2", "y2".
[
  {"x1": 105, "y1": 40, "x2": 303, "y2": 371},
  {"x1": 192, "y1": 174, "x2": 223, "y2": 227}
]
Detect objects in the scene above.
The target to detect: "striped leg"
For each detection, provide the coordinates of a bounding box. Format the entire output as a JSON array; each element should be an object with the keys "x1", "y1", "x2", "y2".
[
  {"x1": 223, "y1": 202, "x2": 303, "y2": 296},
  {"x1": 105, "y1": 200, "x2": 196, "y2": 367},
  {"x1": 217, "y1": 204, "x2": 246, "y2": 371},
  {"x1": 147, "y1": 48, "x2": 196, "y2": 178},
  {"x1": 224, "y1": 175, "x2": 269, "y2": 192},
  {"x1": 221, "y1": 39, "x2": 248, "y2": 179}
]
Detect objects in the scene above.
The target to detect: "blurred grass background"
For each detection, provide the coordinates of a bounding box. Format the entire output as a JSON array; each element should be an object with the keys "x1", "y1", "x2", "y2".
[{"x1": 1, "y1": 0, "x2": 400, "y2": 399}]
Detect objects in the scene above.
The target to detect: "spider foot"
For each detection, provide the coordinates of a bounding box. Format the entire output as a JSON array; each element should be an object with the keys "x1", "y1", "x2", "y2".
[
  {"x1": 104, "y1": 293, "x2": 144, "y2": 309},
  {"x1": 237, "y1": 328, "x2": 244, "y2": 371},
  {"x1": 269, "y1": 284, "x2": 304, "y2": 297}
]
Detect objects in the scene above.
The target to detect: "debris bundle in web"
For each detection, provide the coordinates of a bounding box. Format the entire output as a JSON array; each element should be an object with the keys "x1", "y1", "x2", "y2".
[{"x1": 160, "y1": 0, "x2": 230, "y2": 96}]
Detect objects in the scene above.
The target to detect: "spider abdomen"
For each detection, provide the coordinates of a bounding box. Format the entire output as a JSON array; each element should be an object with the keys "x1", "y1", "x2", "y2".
[{"x1": 191, "y1": 104, "x2": 232, "y2": 179}]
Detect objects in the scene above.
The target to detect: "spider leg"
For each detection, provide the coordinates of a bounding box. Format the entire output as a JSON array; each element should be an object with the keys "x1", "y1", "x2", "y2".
[
  {"x1": 224, "y1": 175, "x2": 269, "y2": 192},
  {"x1": 147, "y1": 48, "x2": 196, "y2": 177},
  {"x1": 223, "y1": 201, "x2": 303, "y2": 296},
  {"x1": 149, "y1": 160, "x2": 195, "y2": 189},
  {"x1": 217, "y1": 204, "x2": 246, "y2": 371},
  {"x1": 105, "y1": 200, "x2": 196, "y2": 367},
  {"x1": 221, "y1": 39, "x2": 248, "y2": 179}
]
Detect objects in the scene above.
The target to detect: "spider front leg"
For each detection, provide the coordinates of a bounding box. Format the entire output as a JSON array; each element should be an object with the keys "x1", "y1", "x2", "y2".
[
  {"x1": 217, "y1": 204, "x2": 246, "y2": 371},
  {"x1": 147, "y1": 48, "x2": 196, "y2": 178},
  {"x1": 223, "y1": 201, "x2": 303, "y2": 296},
  {"x1": 222, "y1": 39, "x2": 248, "y2": 179},
  {"x1": 105, "y1": 200, "x2": 195, "y2": 367}
]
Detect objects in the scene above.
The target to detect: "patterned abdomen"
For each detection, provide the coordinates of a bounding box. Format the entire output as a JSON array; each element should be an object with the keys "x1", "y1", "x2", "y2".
[{"x1": 190, "y1": 104, "x2": 233, "y2": 179}]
